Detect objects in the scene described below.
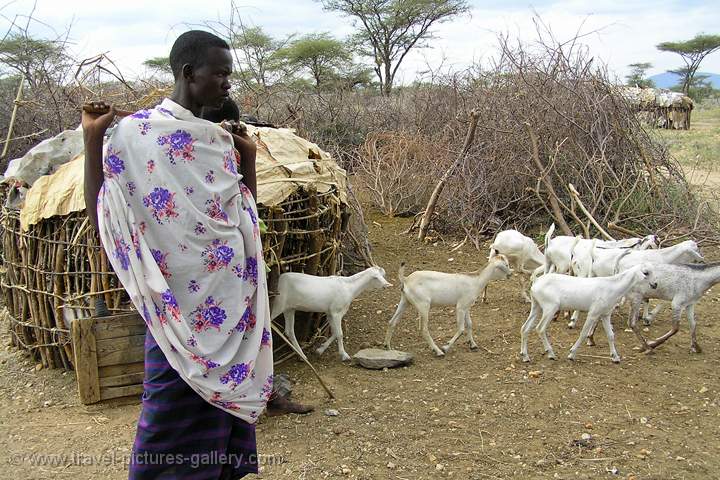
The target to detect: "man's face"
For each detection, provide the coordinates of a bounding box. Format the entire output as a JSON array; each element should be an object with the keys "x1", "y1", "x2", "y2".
[{"x1": 189, "y1": 47, "x2": 233, "y2": 108}]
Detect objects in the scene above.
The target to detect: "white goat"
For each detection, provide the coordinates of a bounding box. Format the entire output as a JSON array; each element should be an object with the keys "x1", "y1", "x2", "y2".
[
  {"x1": 271, "y1": 266, "x2": 392, "y2": 361},
  {"x1": 570, "y1": 240, "x2": 704, "y2": 345},
  {"x1": 485, "y1": 230, "x2": 544, "y2": 302},
  {"x1": 520, "y1": 264, "x2": 657, "y2": 364},
  {"x1": 385, "y1": 255, "x2": 512, "y2": 356},
  {"x1": 623, "y1": 262, "x2": 720, "y2": 353},
  {"x1": 544, "y1": 223, "x2": 658, "y2": 279}
]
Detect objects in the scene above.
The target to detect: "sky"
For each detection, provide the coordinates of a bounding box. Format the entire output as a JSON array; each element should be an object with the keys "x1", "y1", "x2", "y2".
[{"x1": 1, "y1": 0, "x2": 719, "y2": 85}]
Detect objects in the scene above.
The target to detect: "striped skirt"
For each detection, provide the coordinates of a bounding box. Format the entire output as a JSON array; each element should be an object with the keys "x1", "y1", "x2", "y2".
[{"x1": 129, "y1": 332, "x2": 258, "y2": 479}]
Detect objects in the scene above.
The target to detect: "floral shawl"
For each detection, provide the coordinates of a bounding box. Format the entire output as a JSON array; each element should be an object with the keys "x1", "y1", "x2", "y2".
[{"x1": 97, "y1": 98, "x2": 273, "y2": 423}]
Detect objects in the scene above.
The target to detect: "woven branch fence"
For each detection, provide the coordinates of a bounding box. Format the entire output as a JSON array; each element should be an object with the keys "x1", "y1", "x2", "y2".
[{"x1": 1, "y1": 185, "x2": 348, "y2": 369}]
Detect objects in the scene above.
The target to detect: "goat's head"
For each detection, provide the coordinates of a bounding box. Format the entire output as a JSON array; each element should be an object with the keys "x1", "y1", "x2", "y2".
[
  {"x1": 489, "y1": 254, "x2": 512, "y2": 280},
  {"x1": 633, "y1": 264, "x2": 658, "y2": 290},
  {"x1": 678, "y1": 240, "x2": 704, "y2": 263},
  {"x1": 639, "y1": 234, "x2": 659, "y2": 250},
  {"x1": 367, "y1": 265, "x2": 393, "y2": 289}
]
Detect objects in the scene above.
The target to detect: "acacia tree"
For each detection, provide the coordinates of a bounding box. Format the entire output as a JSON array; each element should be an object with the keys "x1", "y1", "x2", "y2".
[
  {"x1": 657, "y1": 33, "x2": 720, "y2": 94},
  {"x1": 142, "y1": 56, "x2": 172, "y2": 76},
  {"x1": 625, "y1": 62, "x2": 655, "y2": 88},
  {"x1": 276, "y1": 33, "x2": 351, "y2": 89},
  {"x1": 319, "y1": 0, "x2": 470, "y2": 95}
]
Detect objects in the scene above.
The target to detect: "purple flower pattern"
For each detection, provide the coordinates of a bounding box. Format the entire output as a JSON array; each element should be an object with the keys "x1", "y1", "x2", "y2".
[
  {"x1": 205, "y1": 194, "x2": 228, "y2": 222},
  {"x1": 151, "y1": 249, "x2": 171, "y2": 278},
  {"x1": 157, "y1": 129, "x2": 196, "y2": 164},
  {"x1": 143, "y1": 187, "x2": 179, "y2": 224},
  {"x1": 104, "y1": 146, "x2": 124, "y2": 178},
  {"x1": 190, "y1": 296, "x2": 226, "y2": 332},
  {"x1": 112, "y1": 234, "x2": 130, "y2": 270},
  {"x1": 220, "y1": 362, "x2": 251, "y2": 390},
  {"x1": 201, "y1": 239, "x2": 235, "y2": 272}
]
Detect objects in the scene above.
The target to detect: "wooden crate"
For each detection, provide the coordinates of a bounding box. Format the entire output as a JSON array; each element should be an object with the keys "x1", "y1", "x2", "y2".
[{"x1": 72, "y1": 312, "x2": 146, "y2": 404}]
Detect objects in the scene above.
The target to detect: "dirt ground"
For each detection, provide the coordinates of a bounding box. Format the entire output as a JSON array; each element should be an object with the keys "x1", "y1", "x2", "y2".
[{"x1": 2, "y1": 213, "x2": 720, "y2": 480}]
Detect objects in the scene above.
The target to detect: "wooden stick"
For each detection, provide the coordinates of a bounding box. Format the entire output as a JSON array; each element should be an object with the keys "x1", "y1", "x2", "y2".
[
  {"x1": 418, "y1": 110, "x2": 480, "y2": 242},
  {"x1": 1, "y1": 76, "x2": 24, "y2": 160},
  {"x1": 568, "y1": 183, "x2": 614, "y2": 240},
  {"x1": 270, "y1": 323, "x2": 335, "y2": 400},
  {"x1": 525, "y1": 123, "x2": 573, "y2": 236}
]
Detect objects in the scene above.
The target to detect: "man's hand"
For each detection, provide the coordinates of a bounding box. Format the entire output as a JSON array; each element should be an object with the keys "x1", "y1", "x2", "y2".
[{"x1": 82, "y1": 101, "x2": 116, "y2": 140}]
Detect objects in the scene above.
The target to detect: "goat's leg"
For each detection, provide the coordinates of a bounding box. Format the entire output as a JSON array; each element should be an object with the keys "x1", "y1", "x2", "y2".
[
  {"x1": 647, "y1": 304, "x2": 682, "y2": 350},
  {"x1": 568, "y1": 313, "x2": 600, "y2": 361},
  {"x1": 644, "y1": 302, "x2": 663, "y2": 326},
  {"x1": 628, "y1": 299, "x2": 651, "y2": 351},
  {"x1": 481, "y1": 285, "x2": 488, "y2": 303},
  {"x1": 599, "y1": 313, "x2": 621, "y2": 363},
  {"x1": 384, "y1": 295, "x2": 408, "y2": 350},
  {"x1": 568, "y1": 310, "x2": 580, "y2": 329},
  {"x1": 536, "y1": 306, "x2": 559, "y2": 360},
  {"x1": 418, "y1": 304, "x2": 444, "y2": 357},
  {"x1": 518, "y1": 269, "x2": 532, "y2": 303},
  {"x1": 442, "y1": 307, "x2": 467, "y2": 353},
  {"x1": 317, "y1": 311, "x2": 350, "y2": 361},
  {"x1": 464, "y1": 311, "x2": 479, "y2": 350},
  {"x1": 687, "y1": 304, "x2": 701, "y2": 353},
  {"x1": 283, "y1": 310, "x2": 308, "y2": 361},
  {"x1": 586, "y1": 317, "x2": 598, "y2": 347},
  {"x1": 520, "y1": 299, "x2": 540, "y2": 362}
]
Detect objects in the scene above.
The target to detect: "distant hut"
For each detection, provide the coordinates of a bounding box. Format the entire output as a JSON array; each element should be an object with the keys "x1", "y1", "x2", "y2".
[{"x1": 620, "y1": 86, "x2": 694, "y2": 130}]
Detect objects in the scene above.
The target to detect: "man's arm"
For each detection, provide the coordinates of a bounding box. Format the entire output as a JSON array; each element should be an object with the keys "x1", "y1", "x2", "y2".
[
  {"x1": 81, "y1": 102, "x2": 116, "y2": 231},
  {"x1": 231, "y1": 131, "x2": 257, "y2": 200}
]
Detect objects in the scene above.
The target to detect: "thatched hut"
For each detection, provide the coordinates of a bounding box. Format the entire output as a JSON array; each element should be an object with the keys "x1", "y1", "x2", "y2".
[
  {"x1": 620, "y1": 86, "x2": 694, "y2": 130},
  {"x1": 1, "y1": 123, "x2": 350, "y2": 372}
]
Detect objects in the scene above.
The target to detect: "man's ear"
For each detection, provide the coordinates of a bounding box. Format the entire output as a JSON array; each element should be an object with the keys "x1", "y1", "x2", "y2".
[{"x1": 181, "y1": 63, "x2": 194, "y2": 81}]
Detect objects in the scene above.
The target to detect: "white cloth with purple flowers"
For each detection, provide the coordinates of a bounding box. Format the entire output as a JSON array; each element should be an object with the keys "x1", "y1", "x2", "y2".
[{"x1": 97, "y1": 98, "x2": 273, "y2": 423}]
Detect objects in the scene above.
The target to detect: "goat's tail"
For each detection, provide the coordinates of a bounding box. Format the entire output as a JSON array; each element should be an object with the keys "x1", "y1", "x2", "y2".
[
  {"x1": 543, "y1": 223, "x2": 555, "y2": 274},
  {"x1": 398, "y1": 262, "x2": 407, "y2": 288}
]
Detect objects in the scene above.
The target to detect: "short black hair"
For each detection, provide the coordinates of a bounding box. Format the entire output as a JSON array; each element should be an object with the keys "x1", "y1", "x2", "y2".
[
  {"x1": 169, "y1": 30, "x2": 230, "y2": 80},
  {"x1": 200, "y1": 97, "x2": 240, "y2": 123}
]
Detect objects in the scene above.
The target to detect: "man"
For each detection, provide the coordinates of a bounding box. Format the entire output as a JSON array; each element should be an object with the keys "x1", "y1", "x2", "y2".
[{"x1": 82, "y1": 30, "x2": 272, "y2": 479}]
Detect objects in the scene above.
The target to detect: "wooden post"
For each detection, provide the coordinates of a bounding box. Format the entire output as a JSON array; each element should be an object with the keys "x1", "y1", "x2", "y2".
[
  {"x1": 72, "y1": 317, "x2": 101, "y2": 404},
  {"x1": 0, "y1": 76, "x2": 24, "y2": 161},
  {"x1": 418, "y1": 110, "x2": 480, "y2": 242}
]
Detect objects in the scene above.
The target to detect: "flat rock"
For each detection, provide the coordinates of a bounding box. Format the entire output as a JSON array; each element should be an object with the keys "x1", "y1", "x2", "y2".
[{"x1": 353, "y1": 348, "x2": 413, "y2": 370}]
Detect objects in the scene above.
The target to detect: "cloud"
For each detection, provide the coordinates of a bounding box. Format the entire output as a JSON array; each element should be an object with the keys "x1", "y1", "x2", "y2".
[{"x1": 2, "y1": 0, "x2": 718, "y2": 83}]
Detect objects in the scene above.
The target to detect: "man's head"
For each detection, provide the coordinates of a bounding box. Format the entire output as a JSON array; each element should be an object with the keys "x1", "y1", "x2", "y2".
[
  {"x1": 201, "y1": 97, "x2": 240, "y2": 123},
  {"x1": 169, "y1": 30, "x2": 233, "y2": 109}
]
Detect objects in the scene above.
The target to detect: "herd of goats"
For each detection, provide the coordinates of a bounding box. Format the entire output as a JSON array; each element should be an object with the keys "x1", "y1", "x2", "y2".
[{"x1": 271, "y1": 225, "x2": 717, "y2": 365}]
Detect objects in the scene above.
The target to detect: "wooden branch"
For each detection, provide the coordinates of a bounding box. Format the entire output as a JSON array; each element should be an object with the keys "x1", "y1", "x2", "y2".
[
  {"x1": 270, "y1": 323, "x2": 335, "y2": 400},
  {"x1": 524, "y1": 123, "x2": 572, "y2": 236},
  {"x1": 418, "y1": 110, "x2": 480, "y2": 242},
  {"x1": 568, "y1": 183, "x2": 614, "y2": 240},
  {"x1": 1, "y1": 76, "x2": 24, "y2": 160}
]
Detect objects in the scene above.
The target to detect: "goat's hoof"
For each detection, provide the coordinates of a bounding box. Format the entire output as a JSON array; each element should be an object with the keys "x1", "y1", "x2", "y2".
[
  {"x1": 521, "y1": 355, "x2": 530, "y2": 363},
  {"x1": 434, "y1": 350, "x2": 445, "y2": 357},
  {"x1": 646, "y1": 340, "x2": 658, "y2": 349},
  {"x1": 690, "y1": 345, "x2": 702, "y2": 354},
  {"x1": 586, "y1": 339, "x2": 596, "y2": 347},
  {"x1": 441, "y1": 345, "x2": 451, "y2": 353},
  {"x1": 642, "y1": 318, "x2": 652, "y2": 326},
  {"x1": 469, "y1": 344, "x2": 479, "y2": 351},
  {"x1": 567, "y1": 353, "x2": 576, "y2": 361},
  {"x1": 547, "y1": 352, "x2": 557, "y2": 360},
  {"x1": 315, "y1": 348, "x2": 325, "y2": 356},
  {"x1": 567, "y1": 322, "x2": 576, "y2": 329},
  {"x1": 340, "y1": 354, "x2": 351, "y2": 362},
  {"x1": 611, "y1": 356, "x2": 621, "y2": 364}
]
